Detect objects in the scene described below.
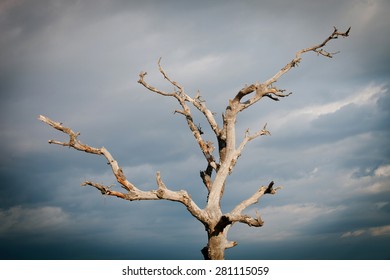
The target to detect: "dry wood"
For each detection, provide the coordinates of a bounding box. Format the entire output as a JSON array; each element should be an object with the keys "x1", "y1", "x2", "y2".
[{"x1": 39, "y1": 27, "x2": 350, "y2": 259}]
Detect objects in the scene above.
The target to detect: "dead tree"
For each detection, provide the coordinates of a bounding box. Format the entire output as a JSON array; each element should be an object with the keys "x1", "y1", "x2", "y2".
[{"x1": 39, "y1": 27, "x2": 350, "y2": 260}]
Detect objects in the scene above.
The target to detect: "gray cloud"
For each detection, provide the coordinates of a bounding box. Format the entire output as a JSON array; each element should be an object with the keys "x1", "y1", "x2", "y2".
[{"x1": 1, "y1": 0, "x2": 389, "y2": 259}]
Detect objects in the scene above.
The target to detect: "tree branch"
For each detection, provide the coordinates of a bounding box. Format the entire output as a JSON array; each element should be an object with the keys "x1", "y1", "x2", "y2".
[
  {"x1": 38, "y1": 115, "x2": 137, "y2": 192},
  {"x1": 157, "y1": 57, "x2": 186, "y2": 96},
  {"x1": 157, "y1": 58, "x2": 221, "y2": 137},
  {"x1": 225, "y1": 181, "x2": 282, "y2": 227},
  {"x1": 155, "y1": 171, "x2": 210, "y2": 224},
  {"x1": 81, "y1": 181, "x2": 127, "y2": 199},
  {"x1": 138, "y1": 71, "x2": 175, "y2": 97},
  {"x1": 232, "y1": 27, "x2": 350, "y2": 111},
  {"x1": 227, "y1": 124, "x2": 270, "y2": 175},
  {"x1": 38, "y1": 115, "x2": 208, "y2": 223},
  {"x1": 138, "y1": 59, "x2": 219, "y2": 170},
  {"x1": 264, "y1": 26, "x2": 351, "y2": 86},
  {"x1": 238, "y1": 124, "x2": 270, "y2": 152}
]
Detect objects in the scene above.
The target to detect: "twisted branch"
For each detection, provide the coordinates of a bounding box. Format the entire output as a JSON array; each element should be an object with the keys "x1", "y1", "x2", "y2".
[
  {"x1": 38, "y1": 115, "x2": 207, "y2": 223},
  {"x1": 225, "y1": 181, "x2": 282, "y2": 227},
  {"x1": 265, "y1": 26, "x2": 350, "y2": 86},
  {"x1": 232, "y1": 27, "x2": 351, "y2": 111},
  {"x1": 227, "y1": 124, "x2": 271, "y2": 175},
  {"x1": 138, "y1": 59, "x2": 222, "y2": 194}
]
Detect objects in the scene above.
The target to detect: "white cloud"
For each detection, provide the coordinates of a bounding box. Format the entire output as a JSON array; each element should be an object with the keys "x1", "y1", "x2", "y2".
[
  {"x1": 295, "y1": 84, "x2": 386, "y2": 118},
  {"x1": 369, "y1": 225, "x2": 390, "y2": 236},
  {"x1": 355, "y1": 164, "x2": 390, "y2": 194},
  {"x1": 341, "y1": 225, "x2": 390, "y2": 238},
  {"x1": 261, "y1": 203, "x2": 343, "y2": 224},
  {"x1": 364, "y1": 181, "x2": 389, "y2": 194},
  {"x1": 304, "y1": 160, "x2": 390, "y2": 197},
  {"x1": 0, "y1": 206, "x2": 69, "y2": 235},
  {"x1": 269, "y1": 84, "x2": 387, "y2": 131},
  {"x1": 168, "y1": 53, "x2": 230, "y2": 85},
  {"x1": 234, "y1": 203, "x2": 346, "y2": 241},
  {"x1": 341, "y1": 229, "x2": 366, "y2": 238},
  {"x1": 374, "y1": 165, "x2": 390, "y2": 177}
]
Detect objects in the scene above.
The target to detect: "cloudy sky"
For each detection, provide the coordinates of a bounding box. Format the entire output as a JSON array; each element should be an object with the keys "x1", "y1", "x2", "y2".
[{"x1": 1, "y1": 0, "x2": 389, "y2": 260}]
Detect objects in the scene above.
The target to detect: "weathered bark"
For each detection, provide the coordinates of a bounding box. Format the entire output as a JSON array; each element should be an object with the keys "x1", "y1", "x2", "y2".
[
  {"x1": 202, "y1": 232, "x2": 233, "y2": 260},
  {"x1": 39, "y1": 27, "x2": 350, "y2": 260}
]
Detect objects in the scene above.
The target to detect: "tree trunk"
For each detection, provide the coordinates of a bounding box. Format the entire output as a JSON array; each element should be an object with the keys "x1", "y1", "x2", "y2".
[
  {"x1": 202, "y1": 234, "x2": 227, "y2": 260},
  {"x1": 201, "y1": 222, "x2": 236, "y2": 260}
]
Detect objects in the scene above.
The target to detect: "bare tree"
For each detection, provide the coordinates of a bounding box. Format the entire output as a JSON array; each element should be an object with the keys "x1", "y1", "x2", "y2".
[{"x1": 39, "y1": 27, "x2": 350, "y2": 260}]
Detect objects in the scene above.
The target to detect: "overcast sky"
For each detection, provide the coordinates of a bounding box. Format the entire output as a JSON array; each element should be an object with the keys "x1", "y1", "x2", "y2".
[{"x1": 1, "y1": 0, "x2": 389, "y2": 260}]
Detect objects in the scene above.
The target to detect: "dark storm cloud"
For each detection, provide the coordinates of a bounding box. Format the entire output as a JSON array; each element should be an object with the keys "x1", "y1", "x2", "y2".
[{"x1": 1, "y1": 0, "x2": 389, "y2": 259}]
